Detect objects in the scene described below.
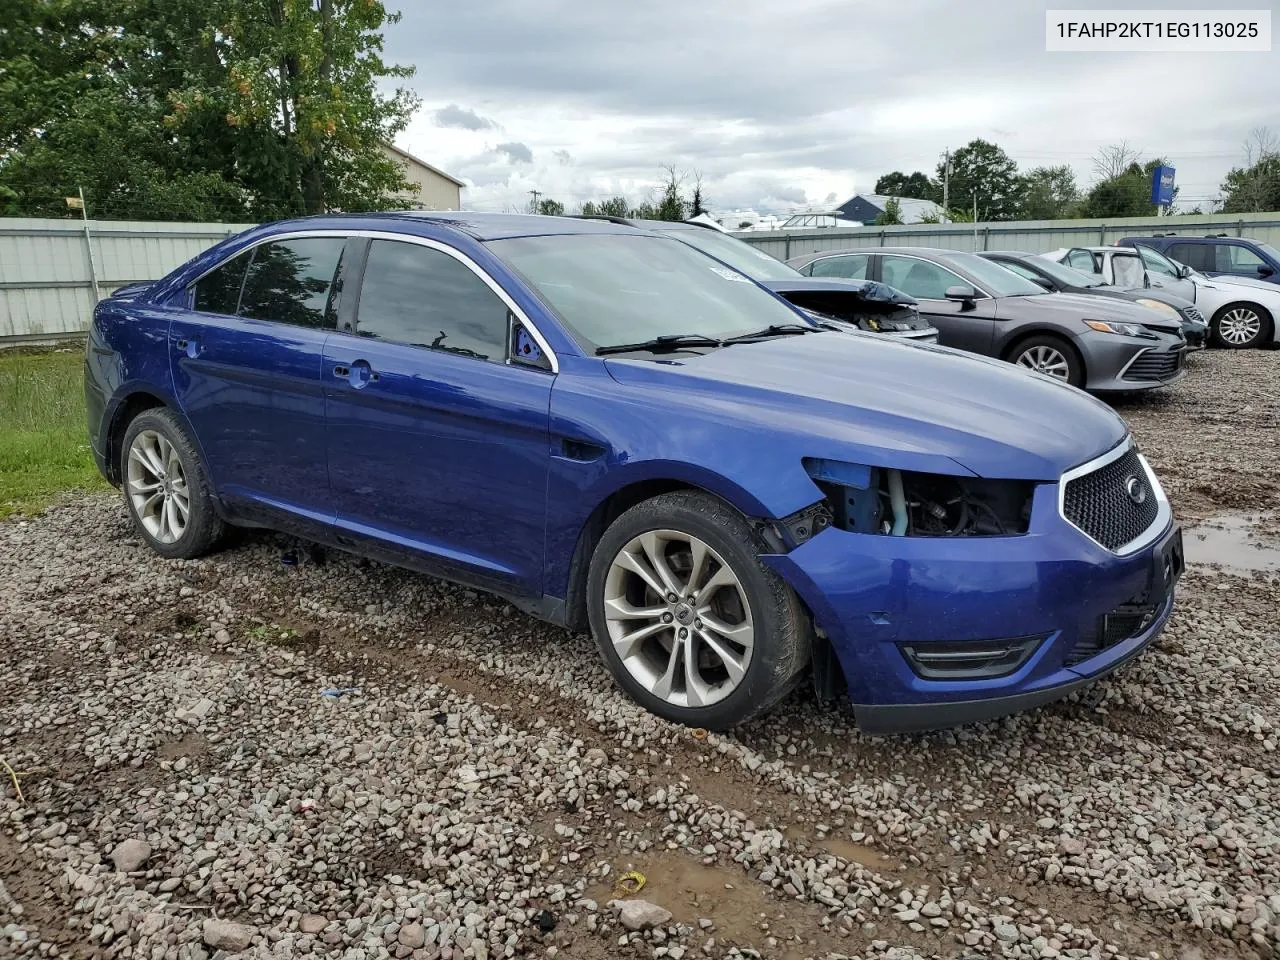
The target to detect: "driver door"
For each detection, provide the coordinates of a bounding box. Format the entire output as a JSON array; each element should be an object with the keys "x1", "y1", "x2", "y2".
[{"x1": 878, "y1": 254, "x2": 997, "y2": 354}]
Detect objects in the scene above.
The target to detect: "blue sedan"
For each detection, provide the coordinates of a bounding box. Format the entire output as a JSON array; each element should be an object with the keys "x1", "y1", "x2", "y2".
[{"x1": 84, "y1": 212, "x2": 1182, "y2": 731}]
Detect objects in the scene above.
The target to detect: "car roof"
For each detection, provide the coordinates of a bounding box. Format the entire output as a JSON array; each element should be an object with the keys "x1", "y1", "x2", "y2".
[
  {"x1": 981, "y1": 250, "x2": 1037, "y2": 258},
  {"x1": 270, "y1": 210, "x2": 645, "y2": 241}
]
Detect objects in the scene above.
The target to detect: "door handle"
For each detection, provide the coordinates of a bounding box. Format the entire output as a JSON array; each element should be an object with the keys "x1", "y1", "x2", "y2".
[{"x1": 334, "y1": 360, "x2": 380, "y2": 387}]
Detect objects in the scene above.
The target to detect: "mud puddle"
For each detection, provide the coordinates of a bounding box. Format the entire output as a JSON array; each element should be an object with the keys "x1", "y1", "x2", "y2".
[{"x1": 1183, "y1": 512, "x2": 1280, "y2": 575}]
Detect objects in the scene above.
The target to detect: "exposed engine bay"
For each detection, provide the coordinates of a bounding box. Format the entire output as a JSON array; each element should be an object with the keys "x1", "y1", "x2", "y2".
[
  {"x1": 803, "y1": 459, "x2": 1034, "y2": 537},
  {"x1": 785, "y1": 291, "x2": 926, "y2": 334}
]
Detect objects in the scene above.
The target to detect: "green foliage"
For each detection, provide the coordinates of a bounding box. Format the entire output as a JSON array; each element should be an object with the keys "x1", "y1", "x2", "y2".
[
  {"x1": 1080, "y1": 158, "x2": 1171, "y2": 218},
  {"x1": 0, "y1": 348, "x2": 107, "y2": 518},
  {"x1": 1020, "y1": 165, "x2": 1080, "y2": 220},
  {"x1": 1219, "y1": 156, "x2": 1280, "y2": 213},
  {"x1": 535, "y1": 198, "x2": 565, "y2": 216},
  {"x1": 937, "y1": 139, "x2": 1023, "y2": 221},
  {"x1": 874, "y1": 171, "x2": 938, "y2": 201},
  {"x1": 737, "y1": 220, "x2": 752, "y2": 230},
  {"x1": 0, "y1": 0, "x2": 420, "y2": 220},
  {"x1": 654, "y1": 166, "x2": 689, "y2": 221},
  {"x1": 580, "y1": 196, "x2": 630, "y2": 218},
  {"x1": 874, "y1": 197, "x2": 904, "y2": 225}
]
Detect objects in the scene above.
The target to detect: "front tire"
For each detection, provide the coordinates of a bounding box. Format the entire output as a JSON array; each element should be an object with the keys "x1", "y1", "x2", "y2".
[
  {"x1": 586, "y1": 491, "x2": 811, "y2": 730},
  {"x1": 1009, "y1": 335, "x2": 1085, "y2": 388},
  {"x1": 1211, "y1": 303, "x2": 1271, "y2": 348},
  {"x1": 120, "y1": 408, "x2": 226, "y2": 559}
]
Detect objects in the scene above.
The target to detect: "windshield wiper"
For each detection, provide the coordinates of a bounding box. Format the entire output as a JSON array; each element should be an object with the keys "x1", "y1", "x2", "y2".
[
  {"x1": 719, "y1": 322, "x2": 819, "y2": 344},
  {"x1": 595, "y1": 334, "x2": 724, "y2": 356}
]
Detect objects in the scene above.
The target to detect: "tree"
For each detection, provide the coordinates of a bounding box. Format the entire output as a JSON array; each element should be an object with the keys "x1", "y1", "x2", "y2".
[
  {"x1": 737, "y1": 219, "x2": 753, "y2": 229},
  {"x1": 580, "y1": 196, "x2": 630, "y2": 218},
  {"x1": 690, "y1": 171, "x2": 708, "y2": 217},
  {"x1": 1219, "y1": 127, "x2": 1280, "y2": 213},
  {"x1": 874, "y1": 197, "x2": 904, "y2": 225},
  {"x1": 0, "y1": 0, "x2": 420, "y2": 220},
  {"x1": 936, "y1": 139, "x2": 1023, "y2": 221},
  {"x1": 1080, "y1": 158, "x2": 1173, "y2": 218},
  {"x1": 1092, "y1": 142, "x2": 1142, "y2": 182},
  {"x1": 655, "y1": 165, "x2": 689, "y2": 221},
  {"x1": 874, "y1": 170, "x2": 938, "y2": 201},
  {"x1": 535, "y1": 198, "x2": 565, "y2": 216},
  {"x1": 1019, "y1": 165, "x2": 1080, "y2": 220}
]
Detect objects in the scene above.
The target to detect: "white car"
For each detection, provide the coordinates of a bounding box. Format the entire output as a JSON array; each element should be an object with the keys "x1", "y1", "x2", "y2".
[{"x1": 1042, "y1": 245, "x2": 1280, "y2": 348}]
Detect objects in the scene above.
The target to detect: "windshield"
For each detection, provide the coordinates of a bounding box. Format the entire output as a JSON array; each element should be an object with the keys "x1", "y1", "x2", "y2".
[
  {"x1": 948, "y1": 252, "x2": 1045, "y2": 296},
  {"x1": 1257, "y1": 242, "x2": 1280, "y2": 261},
  {"x1": 490, "y1": 233, "x2": 808, "y2": 351},
  {"x1": 656, "y1": 226, "x2": 798, "y2": 281},
  {"x1": 1026, "y1": 256, "x2": 1106, "y2": 288}
]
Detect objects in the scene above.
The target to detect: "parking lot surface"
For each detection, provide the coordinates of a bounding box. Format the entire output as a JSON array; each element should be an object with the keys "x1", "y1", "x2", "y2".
[{"x1": 2, "y1": 350, "x2": 1278, "y2": 960}]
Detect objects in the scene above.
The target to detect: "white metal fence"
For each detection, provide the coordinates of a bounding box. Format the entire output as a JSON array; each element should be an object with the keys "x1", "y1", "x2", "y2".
[
  {"x1": 0, "y1": 218, "x2": 252, "y2": 343},
  {"x1": 731, "y1": 211, "x2": 1280, "y2": 262},
  {"x1": 4, "y1": 210, "x2": 1280, "y2": 343}
]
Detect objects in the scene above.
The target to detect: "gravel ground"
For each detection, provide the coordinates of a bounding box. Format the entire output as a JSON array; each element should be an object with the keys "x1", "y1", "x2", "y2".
[{"x1": 2, "y1": 349, "x2": 1278, "y2": 960}]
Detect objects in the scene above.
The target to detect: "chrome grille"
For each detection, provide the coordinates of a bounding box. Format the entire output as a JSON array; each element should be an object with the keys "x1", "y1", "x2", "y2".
[{"x1": 1062, "y1": 445, "x2": 1161, "y2": 552}]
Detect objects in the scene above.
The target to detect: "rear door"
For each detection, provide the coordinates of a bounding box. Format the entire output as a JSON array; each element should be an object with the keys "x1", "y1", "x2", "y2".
[
  {"x1": 170, "y1": 234, "x2": 351, "y2": 531},
  {"x1": 878, "y1": 253, "x2": 997, "y2": 354},
  {"x1": 323, "y1": 236, "x2": 554, "y2": 596}
]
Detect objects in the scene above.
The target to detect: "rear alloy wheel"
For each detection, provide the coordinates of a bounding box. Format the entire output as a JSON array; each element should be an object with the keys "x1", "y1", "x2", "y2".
[
  {"x1": 1212, "y1": 304, "x2": 1269, "y2": 348},
  {"x1": 586, "y1": 491, "x2": 811, "y2": 730},
  {"x1": 120, "y1": 408, "x2": 226, "y2": 559},
  {"x1": 1009, "y1": 335, "x2": 1084, "y2": 388}
]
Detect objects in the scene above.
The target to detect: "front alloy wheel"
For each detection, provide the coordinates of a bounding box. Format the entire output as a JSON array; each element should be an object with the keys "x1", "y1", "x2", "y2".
[
  {"x1": 1214, "y1": 306, "x2": 1265, "y2": 348},
  {"x1": 603, "y1": 529, "x2": 754, "y2": 709},
  {"x1": 1016, "y1": 344, "x2": 1071, "y2": 379},
  {"x1": 127, "y1": 429, "x2": 190, "y2": 543}
]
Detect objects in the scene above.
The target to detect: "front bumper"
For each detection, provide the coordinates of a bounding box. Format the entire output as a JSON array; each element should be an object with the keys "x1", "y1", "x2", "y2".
[
  {"x1": 1076, "y1": 331, "x2": 1187, "y2": 392},
  {"x1": 764, "y1": 482, "x2": 1182, "y2": 733}
]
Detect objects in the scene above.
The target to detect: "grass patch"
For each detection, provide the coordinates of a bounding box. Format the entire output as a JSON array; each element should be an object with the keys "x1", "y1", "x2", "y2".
[{"x1": 0, "y1": 346, "x2": 108, "y2": 518}]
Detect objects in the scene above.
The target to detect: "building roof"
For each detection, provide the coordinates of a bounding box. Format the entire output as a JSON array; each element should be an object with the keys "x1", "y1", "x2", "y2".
[
  {"x1": 839, "y1": 194, "x2": 944, "y2": 224},
  {"x1": 380, "y1": 142, "x2": 466, "y2": 188}
]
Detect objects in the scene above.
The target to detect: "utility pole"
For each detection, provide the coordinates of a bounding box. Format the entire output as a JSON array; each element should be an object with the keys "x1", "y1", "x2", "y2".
[
  {"x1": 941, "y1": 150, "x2": 952, "y2": 224},
  {"x1": 528, "y1": 189, "x2": 542, "y2": 214},
  {"x1": 973, "y1": 195, "x2": 979, "y2": 249}
]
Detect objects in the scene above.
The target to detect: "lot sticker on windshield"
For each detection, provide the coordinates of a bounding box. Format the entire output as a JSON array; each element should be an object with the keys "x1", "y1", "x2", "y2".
[{"x1": 710, "y1": 265, "x2": 750, "y2": 282}]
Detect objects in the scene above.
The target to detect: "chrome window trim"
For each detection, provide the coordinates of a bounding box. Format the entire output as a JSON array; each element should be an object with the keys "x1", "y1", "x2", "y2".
[
  {"x1": 185, "y1": 228, "x2": 560, "y2": 374},
  {"x1": 1057, "y1": 436, "x2": 1172, "y2": 556}
]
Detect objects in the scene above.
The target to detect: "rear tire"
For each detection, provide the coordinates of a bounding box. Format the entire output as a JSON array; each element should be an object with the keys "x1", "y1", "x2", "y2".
[
  {"x1": 586, "y1": 490, "x2": 811, "y2": 730},
  {"x1": 120, "y1": 408, "x2": 226, "y2": 559},
  {"x1": 1211, "y1": 303, "x2": 1271, "y2": 349},
  {"x1": 1008, "y1": 335, "x2": 1085, "y2": 388}
]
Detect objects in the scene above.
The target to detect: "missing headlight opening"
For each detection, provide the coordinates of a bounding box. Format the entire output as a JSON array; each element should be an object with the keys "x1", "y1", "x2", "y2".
[{"x1": 803, "y1": 459, "x2": 1033, "y2": 537}]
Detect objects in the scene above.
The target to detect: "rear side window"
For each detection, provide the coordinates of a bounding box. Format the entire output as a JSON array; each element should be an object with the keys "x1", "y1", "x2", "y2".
[
  {"x1": 1166, "y1": 243, "x2": 1215, "y2": 272},
  {"x1": 192, "y1": 251, "x2": 251, "y2": 315},
  {"x1": 239, "y1": 237, "x2": 346, "y2": 328},
  {"x1": 354, "y1": 239, "x2": 509, "y2": 361},
  {"x1": 809, "y1": 254, "x2": 869, "y2": 280}
]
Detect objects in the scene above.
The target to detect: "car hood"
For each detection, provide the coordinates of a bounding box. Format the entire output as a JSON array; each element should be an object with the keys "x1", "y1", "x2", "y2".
[
  {"x1": 604, "y1": 332, "x2": 1127, "y2": 481},
  {"x1": 1099, "y1": 285, "x2": 1196, "y2": 310},
  {"x1": 1014, "y1": 292, "x2": 1182, "y2": 329},
  {"x1": 1196, "y1": 273, "x2": 1279, "y2": 293}
]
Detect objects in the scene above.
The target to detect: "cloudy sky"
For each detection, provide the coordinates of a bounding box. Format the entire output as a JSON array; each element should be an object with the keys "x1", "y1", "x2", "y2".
[{"x1": 383, "y1": 0, "x2": 1277, "y2": 215}]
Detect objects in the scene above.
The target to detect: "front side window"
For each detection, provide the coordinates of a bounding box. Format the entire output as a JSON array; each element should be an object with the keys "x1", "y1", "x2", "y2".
[
  {"x1": 191, "y1": 251, "x2": 251, "y2": 315},
  {"x1": 491, "y1": 233, "x2": 805, "y2": 351},
  {"x1": 355, "y1": 239, "x2": 510, "y2": 361},
  {"x1": 881, "y1": 256, "x2": 966, "y2": 299},
  {"x1": 809, "y1": 254, "x2": 869, "y2": 280},
  {"x1": 1133, "y1": 245, "x2": 1180, "y2": 278},
  {"x1": 1220, "y1": 244, "x2": 1265, "y2": 271},
  {"x1": 239, "y1": 237, "x2": 346, "y2": 328}
]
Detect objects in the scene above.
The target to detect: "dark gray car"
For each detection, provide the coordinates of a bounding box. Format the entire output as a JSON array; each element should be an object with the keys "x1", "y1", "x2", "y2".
[
  {"x1": 786, "y1": 246, "x2": 1188, "y2": 391},
  {"x1": 586, "y1": 219, "x2": 939, "y2": 341}
]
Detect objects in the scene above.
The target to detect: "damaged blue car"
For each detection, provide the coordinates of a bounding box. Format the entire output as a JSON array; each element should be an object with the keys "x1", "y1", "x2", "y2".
[{"x1": 85, "y1": 212, "x2": 1183, "y2": 731}]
